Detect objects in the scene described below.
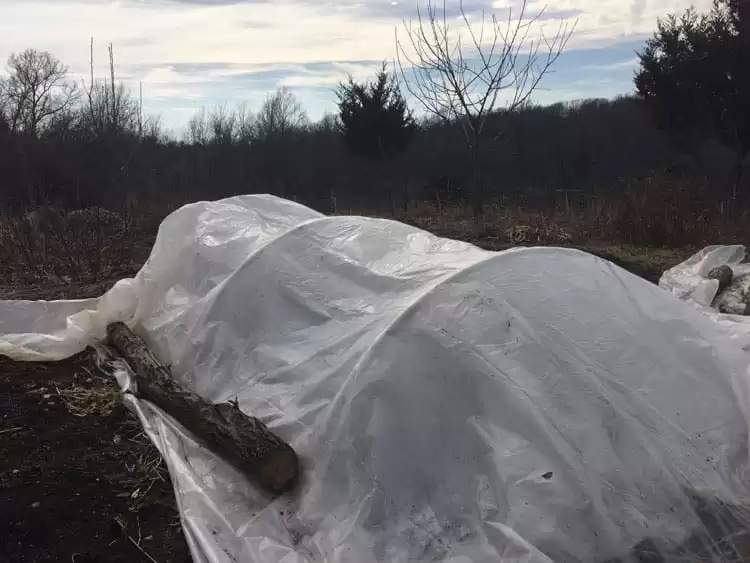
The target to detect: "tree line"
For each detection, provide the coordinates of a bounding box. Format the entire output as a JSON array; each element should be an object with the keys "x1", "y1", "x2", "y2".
[{"x1": 0, "y1": 0, "x2": 746, "y2": 215}]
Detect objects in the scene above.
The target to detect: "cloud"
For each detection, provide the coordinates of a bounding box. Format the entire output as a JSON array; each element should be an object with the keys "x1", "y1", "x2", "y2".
[
  {"x1": 135, "y1": 60, "x2": 385, "y2": 102},
  {"x1": 145, "y1": 0, "x2": 267, "y2": 4},
  {"x1": 115, "y1": 59, "x2": 386, "y2": 132},
  {"x1": 584, "y1": 57, "x2": 640, "y2": 71},
  {"x1": 240, "y1": 20, "x2": 276, "y2": 29},
  {"x1": 345, "y1": 0, "x2": 492, "y2": 21},
  {"x1": 0, "y1": 0, "x2": 714, "y2": 130}
]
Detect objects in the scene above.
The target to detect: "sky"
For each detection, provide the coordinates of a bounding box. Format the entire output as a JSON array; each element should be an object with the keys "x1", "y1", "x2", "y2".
[{"x1": 0, "y1": 0, "x2": 713, "y2": 135}]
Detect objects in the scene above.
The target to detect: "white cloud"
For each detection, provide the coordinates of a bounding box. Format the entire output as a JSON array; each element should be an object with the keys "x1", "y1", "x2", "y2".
[
  {"x1": 279, "y1": 62, "x2": 384, "y2": 88},
  {"x1": 0, "y1": 0, "x2": 713, "y2": 70},
  {"x1": 584, "y1": 57, "x2": 640, "y2": 71},
  {"x1": 0, "y1": 0, "x2": 715, "y2": 128},
  {"x1": 148, "y1": 85, "x2": 204, "y2": 101},
  {"x1": 545, "y1": 0, "x2": 712, "y2": 45}
]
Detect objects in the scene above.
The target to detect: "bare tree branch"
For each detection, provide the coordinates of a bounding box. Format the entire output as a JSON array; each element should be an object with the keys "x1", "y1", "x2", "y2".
[
  {"x1": 1, "y1": 49, "x2": 80, "y2": 137},
  {"x1": 81, "y1": 40, "x2": 140, "y2": 138},
  {"x1": 395, "y1": 0, "x2": 576, "y2": 212},
  {"x1": 397, "y1": 0, "x2": 575, "y2": 136},
  {"x1": 255, "y1": 87, "x2": 308, "y2": 141}
]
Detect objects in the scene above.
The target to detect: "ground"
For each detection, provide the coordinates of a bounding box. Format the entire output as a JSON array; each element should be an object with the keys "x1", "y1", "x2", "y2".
[
  {"x1": 0, "y1": 352, "x2": 191, "y2": 563},
  {"x1": 0, "y1": 271, "x2": 193, "y2": 563},
  {"x1": 0, "y1": 232, "x2": 698, "y2": 563}
]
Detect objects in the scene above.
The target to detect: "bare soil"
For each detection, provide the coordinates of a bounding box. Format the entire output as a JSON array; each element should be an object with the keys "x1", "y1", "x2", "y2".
[
  {"x1": 0, "y1": 352, "x2": 191, "y2": 563},
  {"x1": 0, "y1": 272, "x2": 191, "y2": 563}
]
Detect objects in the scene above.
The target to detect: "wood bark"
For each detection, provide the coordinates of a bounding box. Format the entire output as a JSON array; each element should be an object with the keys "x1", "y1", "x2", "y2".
[{"x1": 106, "y1": 322, "x2": 299, "y2": 495}]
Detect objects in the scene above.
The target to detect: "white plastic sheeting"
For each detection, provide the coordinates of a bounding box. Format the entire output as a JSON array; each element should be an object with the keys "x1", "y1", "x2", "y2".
[
  {"x1": 2, "y1": 195, "x2": 750, "y2": 562},
  {"x1": 660, "y1": 245, "x2": 750, "y2": 352}
]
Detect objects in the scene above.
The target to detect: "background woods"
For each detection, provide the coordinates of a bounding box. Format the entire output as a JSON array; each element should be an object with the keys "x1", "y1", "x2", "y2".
[{"x1": 0, "y1": 0, "x2": 747, "y2": 275}]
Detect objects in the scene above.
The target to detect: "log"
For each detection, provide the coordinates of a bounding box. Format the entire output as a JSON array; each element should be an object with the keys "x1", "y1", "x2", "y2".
[{"x1": 106, "y1": 321, "x2": 299, "y2": 495}]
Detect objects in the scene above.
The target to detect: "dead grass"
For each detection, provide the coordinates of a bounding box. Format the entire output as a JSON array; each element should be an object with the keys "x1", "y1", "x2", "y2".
[
  {"x1": 383, "y1": 200, "x2": 577, "y2": 246},
  {"x1": 27, "y1": 362, "x2": 121, "y2": 417},
  {"x1": 46, "y1": 379, "x2": 169, "y2": 516},
  {"x1": 53, "y1": 384, "x2": 121, "y2": 417},
  {"x1": 119, "y1": 418, "x2": 171, "y2": 514},
  {"x1": 588, "y1": 172, "x2": 747, "y2": 247},
  {"x1": 328, "y1": 172, "x2": 743, "y2": 283},
  {"x1": 24, "y1": 357, "x2": 171, "y2": 517},
  {"x1": 357, "y1": 171, "x2": 748, "y2": 252},
  {"x1": 0, "y1": 174, "x2": 743, "y2": 290},
  {"x1": 0, "y1": 204, "x2": 157, "y2": 285}
]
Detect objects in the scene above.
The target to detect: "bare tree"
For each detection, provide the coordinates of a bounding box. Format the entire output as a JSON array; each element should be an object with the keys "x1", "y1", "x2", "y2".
[
  {"x1": 234, "y1": 102, "x2": 256, "y2": 143},
  {"x1": 0, "y1": 49, "x2": 79, "y2": 136},
  {"x1": 142, "y1": 115, "x2": 166, "y2": 142},
  {"x1": 0, "y1": 94, "x2": 11, "y2": 134},
  {"x1": 81, "y1": 40, "x2": 140, "y2": 138},
  {"x1": 396, "y1": 0, "x2": 575, "y2": 213},
  {"x1": 186, "y1": 107, "x2": 209, "y2": 145},
  {"x1": 184, "y1": 104, "x2": 254, "y2": 145},
  {"x1": 255, "y1": 87, "x2": 308, "y2": 141},
  {"x1": 253, "y1": 88, "x2": 308, "y2": 197},
  {"x1": 315, "y1": 112, "x2": 341, "y2": 134},
  {"x1": 209, "y1": 103, "x2": 237, "y2": 145}
]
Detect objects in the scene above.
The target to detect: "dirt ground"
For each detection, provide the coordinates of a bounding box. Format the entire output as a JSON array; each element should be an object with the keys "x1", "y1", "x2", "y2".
[
  {"x1": 0, "y1": 353, "x2": 191, "y2": 563},
  {"x1": 0, "y1": 273, "x2": 192, "y2": 563},
  {"x1": 0, "y1": 241, "x2": 695, "y2": 563}
]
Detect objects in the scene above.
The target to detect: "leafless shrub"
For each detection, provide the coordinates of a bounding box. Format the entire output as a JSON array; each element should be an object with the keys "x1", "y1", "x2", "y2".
[
  {"x1": 593, "y1": 172, "x2": 721, "y2": 247},
  {"x1": 0, "y1": 204, "x2": 131, "y2": 282}
]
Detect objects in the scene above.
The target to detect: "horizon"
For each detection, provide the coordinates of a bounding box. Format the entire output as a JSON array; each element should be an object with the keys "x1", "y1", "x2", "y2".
[{"x1": 0, "y1": 0, "x2": 713, "y2": 136}]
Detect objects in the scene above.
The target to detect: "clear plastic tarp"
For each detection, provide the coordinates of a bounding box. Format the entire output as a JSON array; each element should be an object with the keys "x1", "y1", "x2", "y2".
[
  {"x1": 660, "y1": 244, "x2": 750, "y2": 353},
  {"x1": 2, "y1": 195, "x2": 750, "y2": 562}
]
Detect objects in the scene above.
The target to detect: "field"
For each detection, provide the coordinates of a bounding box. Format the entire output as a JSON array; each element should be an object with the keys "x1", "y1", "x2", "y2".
[{"x1": 0, "y1": 197, "x2": 740, "y2": 562}]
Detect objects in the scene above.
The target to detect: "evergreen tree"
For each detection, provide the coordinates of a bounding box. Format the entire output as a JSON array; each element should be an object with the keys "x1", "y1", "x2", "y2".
[
  {"x1": 336, "y1": 62, "x2": 416, "y2": 162},
  {"x1": 635, "y1": 0, "x2": 750, "y2": 193}
]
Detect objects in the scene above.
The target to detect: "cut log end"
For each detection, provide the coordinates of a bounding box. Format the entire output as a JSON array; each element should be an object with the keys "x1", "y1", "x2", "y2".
[{"x1": 259, "y1": 447, "x2": 300, "y2": 494}]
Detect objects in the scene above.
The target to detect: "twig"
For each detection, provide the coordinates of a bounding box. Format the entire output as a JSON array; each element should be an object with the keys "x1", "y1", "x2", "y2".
[
  {"x1": 114, "y1": 517, "x2": 159, "y2": 563},
  {"x1": 0, "y1": 426, "x2": 22, "y2": 435}
]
